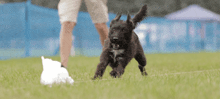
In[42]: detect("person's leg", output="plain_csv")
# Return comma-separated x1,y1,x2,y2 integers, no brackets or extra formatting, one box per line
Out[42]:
95,23,108,46
60,22,76,67
84,0,109,46
58,0,81,67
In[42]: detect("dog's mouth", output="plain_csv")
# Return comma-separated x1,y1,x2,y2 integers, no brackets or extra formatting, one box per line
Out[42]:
112,43,120,49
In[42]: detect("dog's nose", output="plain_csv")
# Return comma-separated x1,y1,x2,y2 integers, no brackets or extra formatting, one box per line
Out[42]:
111,37,119,43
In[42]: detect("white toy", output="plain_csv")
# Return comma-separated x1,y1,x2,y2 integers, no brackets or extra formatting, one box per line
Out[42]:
40,56,74,86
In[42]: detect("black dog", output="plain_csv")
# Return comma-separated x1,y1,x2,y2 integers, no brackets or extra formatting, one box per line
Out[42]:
93,5,148,79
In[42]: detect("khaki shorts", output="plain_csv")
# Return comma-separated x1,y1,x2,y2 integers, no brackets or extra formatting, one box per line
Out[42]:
58,0,109,24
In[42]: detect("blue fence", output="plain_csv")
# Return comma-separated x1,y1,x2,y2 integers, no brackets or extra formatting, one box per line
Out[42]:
0,1,220,60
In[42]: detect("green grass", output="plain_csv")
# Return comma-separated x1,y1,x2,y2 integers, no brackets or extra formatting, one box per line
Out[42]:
0,52,220,99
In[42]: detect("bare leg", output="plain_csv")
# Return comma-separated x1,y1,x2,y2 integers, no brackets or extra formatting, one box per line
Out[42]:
60,22,108,67
60,22,76,67
95,23,108,46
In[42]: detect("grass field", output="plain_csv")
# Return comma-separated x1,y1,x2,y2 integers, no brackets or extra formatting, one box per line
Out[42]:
0,52,219,99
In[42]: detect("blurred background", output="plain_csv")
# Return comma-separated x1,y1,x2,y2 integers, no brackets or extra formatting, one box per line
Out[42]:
0,0,220,60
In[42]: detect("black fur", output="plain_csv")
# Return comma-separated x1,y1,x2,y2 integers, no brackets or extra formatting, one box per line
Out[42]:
93,5,148,79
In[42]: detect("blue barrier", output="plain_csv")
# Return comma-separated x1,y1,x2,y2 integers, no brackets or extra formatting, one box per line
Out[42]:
0,1,220,60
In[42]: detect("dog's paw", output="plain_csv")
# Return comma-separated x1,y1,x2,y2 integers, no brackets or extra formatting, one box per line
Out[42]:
92,75,102,80
110,71,123,78
141,72,148,76
110,71,117,78
91,77,96,80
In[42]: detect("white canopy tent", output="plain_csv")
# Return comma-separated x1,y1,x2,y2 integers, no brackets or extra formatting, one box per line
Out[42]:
165,4,220,22
165,4,220,51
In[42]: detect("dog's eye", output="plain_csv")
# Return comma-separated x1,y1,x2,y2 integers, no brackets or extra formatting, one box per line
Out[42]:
122,28,127,32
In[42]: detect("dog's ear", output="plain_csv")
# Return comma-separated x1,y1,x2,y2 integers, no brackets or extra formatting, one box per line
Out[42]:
126,14,135,29
113,12,122,21
110,12,122,27
132,4,147,27
126,14,131,23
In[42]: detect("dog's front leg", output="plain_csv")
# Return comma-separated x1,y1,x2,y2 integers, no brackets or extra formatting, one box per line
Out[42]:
93,62,108,80
92,50,110,80
135,53,148,76
114,57,128,78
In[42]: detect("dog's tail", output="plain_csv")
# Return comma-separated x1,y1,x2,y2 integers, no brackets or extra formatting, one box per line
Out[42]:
132,4,147,27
